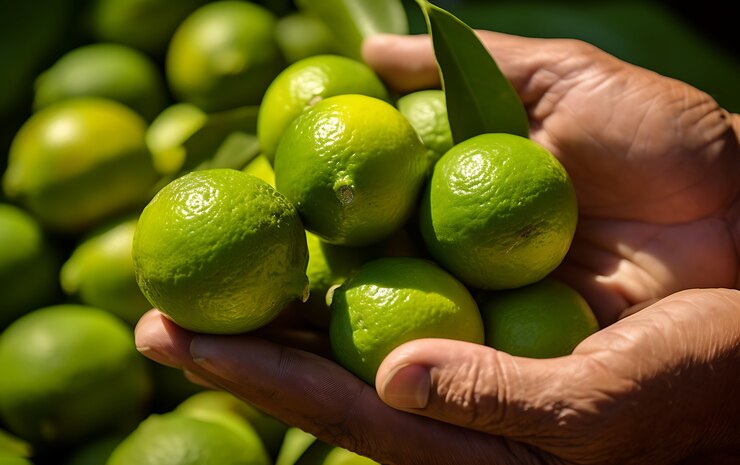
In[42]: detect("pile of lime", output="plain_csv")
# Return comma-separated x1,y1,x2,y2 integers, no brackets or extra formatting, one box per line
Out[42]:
0,1,599,463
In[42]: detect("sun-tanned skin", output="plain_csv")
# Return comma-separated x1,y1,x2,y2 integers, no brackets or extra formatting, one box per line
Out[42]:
135,32,740,465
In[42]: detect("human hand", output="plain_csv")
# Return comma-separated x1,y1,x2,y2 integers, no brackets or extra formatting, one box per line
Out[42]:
364,32,740,324
134,32,740,465
136,287,740,465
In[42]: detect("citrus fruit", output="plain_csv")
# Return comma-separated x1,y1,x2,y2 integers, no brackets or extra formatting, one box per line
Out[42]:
274,13,337,64
479,278,600,358
166,1,284,112
396,89,453,173
296,440,380,465
274,94,426,246
242,154,275,187
329,257,484,385
33,43,168,121
107,411,270,465
0,456,32,465
176,390,287,459
133,168,309,334
0,429,30,459
0,204,59,328
0,304,151,444
257,55,389,161
303,230,370,327
145,103,207,176
2,98,159,233
60,215,152,325
87,0,207,57
275,427,317,465
420,133,578,290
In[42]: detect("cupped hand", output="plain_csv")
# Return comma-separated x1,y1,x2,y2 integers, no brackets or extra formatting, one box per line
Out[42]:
364,32,740,324
134,32,740,465
136,287,740,465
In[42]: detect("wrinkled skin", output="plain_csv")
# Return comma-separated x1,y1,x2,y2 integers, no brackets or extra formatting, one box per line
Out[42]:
136,32,740,465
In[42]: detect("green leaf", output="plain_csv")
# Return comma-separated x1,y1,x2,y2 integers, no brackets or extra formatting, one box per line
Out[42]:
418,1,529,142
180,105,260,173
296,0,408,61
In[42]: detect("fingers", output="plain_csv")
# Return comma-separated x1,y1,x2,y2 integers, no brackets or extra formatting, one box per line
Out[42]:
363,32,596,105
375,338,592,444
135,310,551,465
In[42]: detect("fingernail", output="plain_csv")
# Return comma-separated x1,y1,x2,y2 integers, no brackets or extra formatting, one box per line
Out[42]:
136,345,175,368
380,364,430,409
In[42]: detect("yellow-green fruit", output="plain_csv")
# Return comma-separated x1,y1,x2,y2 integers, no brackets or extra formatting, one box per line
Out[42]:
303,230,369,327
107,412,270,465
274,95,426,246
480,278,600,358
242,154,275,187
0,456,32,465
0,305,151,444
0,429,30,458
420,133,577,290
133,169,309,334
88,0,208,57
0,204,59,328
166,1,284,112
2,98,159,233
145,103,207,176
274,13,337,64
329,257,484,385
275,427,316,465
60,215,152,325
176,391,287,460
296,440,380,465
396,90,453,173
257,55,388,161
33,43,168,121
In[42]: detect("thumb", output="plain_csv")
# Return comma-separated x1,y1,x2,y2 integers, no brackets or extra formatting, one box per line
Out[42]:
375,338,594,440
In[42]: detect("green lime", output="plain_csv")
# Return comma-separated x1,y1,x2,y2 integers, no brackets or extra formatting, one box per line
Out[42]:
480,278,600,358
107,411,270,465
303,230,370,328
275,427,316,465
33,43,168,121
0,305,151,444
2,98,159,234
274,94,426,246
60,215,152,325
133,169,308,334
257,55,388,161
420,133,578,290
0,429,30,459
0,204,59,328
396,90,453,173
329,257,484,385
166,1,284,112
176,390,287,459
296,440,379,465
242,154,275,187
0,455,33,465
275,13,337,64
88,0,208,57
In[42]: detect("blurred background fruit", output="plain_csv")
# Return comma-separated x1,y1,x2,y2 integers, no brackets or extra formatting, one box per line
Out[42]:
0,204,61,329
396,89,453,174
2,98,159,234
0,305,151,445
86,0,209,57
106,411,271,465
166,1,284,112
60,215,152,326
33,43,168,121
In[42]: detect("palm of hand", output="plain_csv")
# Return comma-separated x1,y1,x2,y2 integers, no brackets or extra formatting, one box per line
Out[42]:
516,42,740,323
